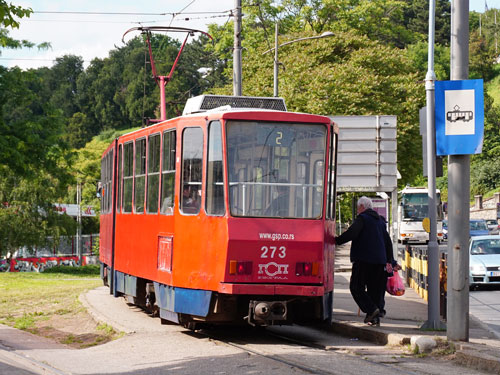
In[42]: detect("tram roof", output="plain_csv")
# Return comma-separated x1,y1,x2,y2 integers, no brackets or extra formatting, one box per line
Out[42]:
120,108,331,136
102,107,334,157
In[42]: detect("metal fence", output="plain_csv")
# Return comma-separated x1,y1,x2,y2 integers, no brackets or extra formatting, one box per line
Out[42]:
399,244,448,319
15,234,99,258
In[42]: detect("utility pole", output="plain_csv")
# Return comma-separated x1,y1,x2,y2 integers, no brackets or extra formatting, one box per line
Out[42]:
77,182,82,266
421,0,444,330
447,0,470,342
233,0,242,96
274,23,279,97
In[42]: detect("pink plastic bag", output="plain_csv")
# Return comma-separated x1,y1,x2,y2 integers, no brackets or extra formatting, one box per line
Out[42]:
386,272,405,296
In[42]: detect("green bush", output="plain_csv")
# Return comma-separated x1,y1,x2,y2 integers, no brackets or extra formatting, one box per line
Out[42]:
471,157,500,196
42,264,100,276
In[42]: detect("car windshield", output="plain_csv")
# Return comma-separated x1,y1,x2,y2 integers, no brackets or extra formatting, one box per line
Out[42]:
226,120,327,218
471,239,500,255
470,221,488,231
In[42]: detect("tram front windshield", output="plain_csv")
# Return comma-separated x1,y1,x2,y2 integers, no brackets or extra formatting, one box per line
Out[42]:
226,121,327,218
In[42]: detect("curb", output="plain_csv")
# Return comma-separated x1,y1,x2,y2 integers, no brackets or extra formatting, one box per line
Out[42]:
329,320,409,346
78,292,134,334
455,343,500,375
331,320,500,374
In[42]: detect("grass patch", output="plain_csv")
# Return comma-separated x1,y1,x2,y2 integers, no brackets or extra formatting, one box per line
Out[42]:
62,334,83,345
97,323,116,335
0,270,124,348
486,64,500,106
13,313,36,330
0,272,101,330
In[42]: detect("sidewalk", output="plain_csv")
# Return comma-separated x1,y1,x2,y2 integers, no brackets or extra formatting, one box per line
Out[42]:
333,243,500,374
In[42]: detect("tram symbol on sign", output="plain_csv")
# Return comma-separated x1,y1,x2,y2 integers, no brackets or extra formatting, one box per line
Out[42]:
446,105,474,123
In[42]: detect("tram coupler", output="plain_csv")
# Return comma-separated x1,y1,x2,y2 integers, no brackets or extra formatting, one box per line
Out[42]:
247,300,288,326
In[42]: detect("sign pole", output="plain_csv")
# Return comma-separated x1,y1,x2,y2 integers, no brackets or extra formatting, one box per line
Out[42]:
421,0,444,330
447,0,470,342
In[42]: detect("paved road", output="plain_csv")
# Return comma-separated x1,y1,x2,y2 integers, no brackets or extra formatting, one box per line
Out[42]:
0,286,492,375
398,243,500,339
470,287,500,339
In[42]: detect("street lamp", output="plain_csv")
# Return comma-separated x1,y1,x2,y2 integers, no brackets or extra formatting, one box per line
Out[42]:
263,24,334,97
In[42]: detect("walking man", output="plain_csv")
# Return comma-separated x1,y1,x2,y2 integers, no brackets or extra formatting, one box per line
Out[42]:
335,196,390,326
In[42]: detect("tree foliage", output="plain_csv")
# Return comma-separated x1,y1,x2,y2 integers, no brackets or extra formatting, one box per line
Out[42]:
0,66,75,255
0,1,49,51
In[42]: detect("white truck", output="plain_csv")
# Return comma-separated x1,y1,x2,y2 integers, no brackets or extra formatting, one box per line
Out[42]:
398,187,444,244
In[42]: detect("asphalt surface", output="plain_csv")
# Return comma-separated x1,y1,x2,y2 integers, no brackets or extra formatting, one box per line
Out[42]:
334,243,500,374
1,242,500,374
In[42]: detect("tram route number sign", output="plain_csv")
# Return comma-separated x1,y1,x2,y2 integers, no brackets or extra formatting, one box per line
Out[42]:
435,79,484,155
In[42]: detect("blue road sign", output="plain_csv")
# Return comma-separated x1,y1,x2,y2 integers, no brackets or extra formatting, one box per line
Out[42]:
435,79,484,155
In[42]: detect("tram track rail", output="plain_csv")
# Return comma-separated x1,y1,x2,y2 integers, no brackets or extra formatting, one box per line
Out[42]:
196,326,423,375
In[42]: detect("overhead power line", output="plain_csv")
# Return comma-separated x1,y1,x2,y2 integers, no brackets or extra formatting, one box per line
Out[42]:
22,14,230,24
0,57,93,62
33,10,231,16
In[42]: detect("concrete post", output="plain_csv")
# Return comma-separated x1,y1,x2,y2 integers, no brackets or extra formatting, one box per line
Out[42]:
474,195,483,209
447,0,470,342
233,0,242,96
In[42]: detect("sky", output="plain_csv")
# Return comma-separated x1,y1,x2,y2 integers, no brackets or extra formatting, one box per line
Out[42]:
1,0,234,69
0,0,497,70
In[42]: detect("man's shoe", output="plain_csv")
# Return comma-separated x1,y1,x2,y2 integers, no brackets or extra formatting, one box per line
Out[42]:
364,308,380,323
368,317,380,326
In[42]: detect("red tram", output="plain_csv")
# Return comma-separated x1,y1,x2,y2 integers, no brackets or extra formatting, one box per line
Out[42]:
100,95,338,328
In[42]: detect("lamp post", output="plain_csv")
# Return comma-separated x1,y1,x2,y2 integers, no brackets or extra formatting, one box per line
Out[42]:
263,24,334,97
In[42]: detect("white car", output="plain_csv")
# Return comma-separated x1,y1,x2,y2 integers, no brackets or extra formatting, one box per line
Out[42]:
469,235,500,289
486,219,499,235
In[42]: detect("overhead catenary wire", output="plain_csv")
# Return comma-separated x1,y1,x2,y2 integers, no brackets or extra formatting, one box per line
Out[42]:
32,10,232,16
169,0,197,27
20,14,231,24
3,3,239,69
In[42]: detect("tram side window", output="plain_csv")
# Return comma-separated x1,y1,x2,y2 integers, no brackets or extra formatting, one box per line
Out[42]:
107,149,113,213
206,121,225,216
100,155,106,213
313,160,324,218
326,131,337,219
123,142,134,213
117,145,122,212
101,151,113,214
181,127,203,214
160,130,176,215
134,138,146,213
147,133,161,214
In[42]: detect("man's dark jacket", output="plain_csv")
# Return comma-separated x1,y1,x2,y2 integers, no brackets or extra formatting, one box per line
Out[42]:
335,208,389,265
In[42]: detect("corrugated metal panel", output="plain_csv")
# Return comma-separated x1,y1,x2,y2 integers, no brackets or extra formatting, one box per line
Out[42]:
331,115,398,192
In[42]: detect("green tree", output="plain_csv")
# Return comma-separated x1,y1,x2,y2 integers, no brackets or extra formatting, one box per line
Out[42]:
64,112,94,149
0,1,49,52
74,34,208,133
406,41,450,81
469,30,496,81
401,0,451,46
0,66,76,256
